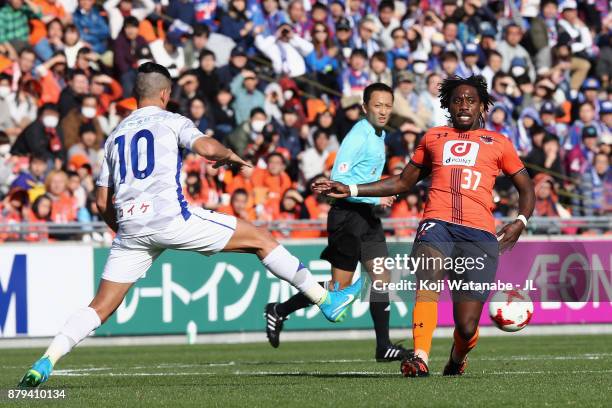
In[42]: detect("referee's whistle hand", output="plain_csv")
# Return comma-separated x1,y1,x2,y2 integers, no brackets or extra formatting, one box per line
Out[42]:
312,180,349,198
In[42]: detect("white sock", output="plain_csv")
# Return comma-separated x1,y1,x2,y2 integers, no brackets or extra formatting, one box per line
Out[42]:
44,307,101,366
262,245,326,304
414,349,429,365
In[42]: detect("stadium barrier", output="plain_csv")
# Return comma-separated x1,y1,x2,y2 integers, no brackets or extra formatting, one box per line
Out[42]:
0,216,610,239
1,238,610,338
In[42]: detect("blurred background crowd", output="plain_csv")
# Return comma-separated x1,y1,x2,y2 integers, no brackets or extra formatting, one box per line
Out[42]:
0,0,610,242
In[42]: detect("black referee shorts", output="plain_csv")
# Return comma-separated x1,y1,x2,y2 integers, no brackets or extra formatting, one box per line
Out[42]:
320,200,388,271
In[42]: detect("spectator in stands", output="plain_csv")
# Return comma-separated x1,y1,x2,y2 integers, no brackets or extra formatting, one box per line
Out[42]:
188,97,212,134
90,73,122,116
334,17,355,65
10,153,46,200
219,188,255,221
218,0,254,47
149,33,184,79
193,49,220,104
369,51,392,86
57,69,89,118
44,169,77,223
341,48,369,96
11,103,65,166
62,23,85,68
184,24,235,70
72,0,109,54
66,123,102,173
0,0,42,52
274,188,308,238
230,70,265,125
60,94,104,149
419,73,445,127
580,153,611,216
566,125,600,177
0,74,21,138
305,22,340,94
300,129,329,187
253,151,292,208
227,107,267,156
210,87,235,141
217,45,248,88
498,23,535,81
0,187,29,240
183,171,206,208
200,161,223,210
0,132,15,196
113,16,149,97
104,0,154,40
567,102,605,150
175,72,201,115
24,193,52,242
255,22,313,78
354,16,381,57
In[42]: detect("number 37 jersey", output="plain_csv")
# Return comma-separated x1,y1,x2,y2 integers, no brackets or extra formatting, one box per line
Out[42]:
410,126,525,234
96,106,205,237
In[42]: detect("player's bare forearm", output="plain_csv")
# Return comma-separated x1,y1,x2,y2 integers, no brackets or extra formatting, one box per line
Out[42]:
357,163,424,197
512,169,535,218
498,169,535,252
191,137,233,161
95,186,118,233
191,137,251,167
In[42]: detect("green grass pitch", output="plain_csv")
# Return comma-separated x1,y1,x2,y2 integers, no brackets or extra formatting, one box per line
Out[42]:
1,334,611,407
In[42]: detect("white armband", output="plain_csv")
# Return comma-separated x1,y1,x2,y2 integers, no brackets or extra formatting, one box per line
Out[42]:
516,214,528,227
348,184,359,197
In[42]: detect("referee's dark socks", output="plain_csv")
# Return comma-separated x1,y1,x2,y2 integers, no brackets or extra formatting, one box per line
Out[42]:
275,281,325,317
370,289,391,348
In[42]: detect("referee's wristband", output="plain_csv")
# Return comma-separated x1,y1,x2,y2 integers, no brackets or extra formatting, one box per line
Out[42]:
348,184,358,197
516,215,528,227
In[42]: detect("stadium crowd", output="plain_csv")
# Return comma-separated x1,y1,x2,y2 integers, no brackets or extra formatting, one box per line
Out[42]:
0,0,610,242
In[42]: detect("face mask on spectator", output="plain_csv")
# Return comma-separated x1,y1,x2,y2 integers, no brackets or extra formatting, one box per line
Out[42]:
511,66,526,77
283,90,294,101
0,144,10,157
81,107,97,118
0,86,11,98
251,120,266,133
413,62,427,75
42,115,59,128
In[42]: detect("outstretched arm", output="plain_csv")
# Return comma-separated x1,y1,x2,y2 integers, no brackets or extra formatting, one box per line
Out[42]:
497,169,535,252
313,162,429,198
191,137,251,168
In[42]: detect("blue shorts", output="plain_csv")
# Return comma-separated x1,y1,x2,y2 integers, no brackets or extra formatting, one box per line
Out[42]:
412,218,499,302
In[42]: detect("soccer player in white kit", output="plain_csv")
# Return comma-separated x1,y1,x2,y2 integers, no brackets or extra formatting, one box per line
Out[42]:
19,63,363,388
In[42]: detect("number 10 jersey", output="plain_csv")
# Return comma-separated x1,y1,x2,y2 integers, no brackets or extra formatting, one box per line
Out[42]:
96,106,205,237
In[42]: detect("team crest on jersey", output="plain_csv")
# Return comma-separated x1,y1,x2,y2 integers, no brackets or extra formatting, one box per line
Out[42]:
338,162,349,173
480,135,494,144
442,141,480,166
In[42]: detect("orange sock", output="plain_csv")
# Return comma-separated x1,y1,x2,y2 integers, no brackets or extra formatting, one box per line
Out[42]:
412,290,439,361
452,327,479,363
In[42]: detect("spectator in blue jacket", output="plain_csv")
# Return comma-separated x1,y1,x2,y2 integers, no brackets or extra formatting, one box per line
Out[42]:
230,70,265,124
72,0,110,54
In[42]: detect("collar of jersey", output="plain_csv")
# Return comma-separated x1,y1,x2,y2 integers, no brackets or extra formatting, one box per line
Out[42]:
360,118,385,138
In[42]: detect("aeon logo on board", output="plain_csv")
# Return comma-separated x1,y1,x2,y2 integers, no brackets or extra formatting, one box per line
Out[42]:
443,141,479,166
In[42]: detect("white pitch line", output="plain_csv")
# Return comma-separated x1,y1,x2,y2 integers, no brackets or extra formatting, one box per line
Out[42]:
52,369,612,377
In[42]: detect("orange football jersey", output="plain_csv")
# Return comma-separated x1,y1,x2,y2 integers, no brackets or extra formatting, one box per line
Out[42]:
411,126,524,234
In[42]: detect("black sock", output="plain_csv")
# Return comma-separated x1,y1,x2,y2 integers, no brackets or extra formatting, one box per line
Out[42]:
370,289,391,349
275,281,325,317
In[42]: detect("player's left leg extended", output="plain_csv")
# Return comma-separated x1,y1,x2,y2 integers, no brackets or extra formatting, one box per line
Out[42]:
222,217,362,323
443,300,483,376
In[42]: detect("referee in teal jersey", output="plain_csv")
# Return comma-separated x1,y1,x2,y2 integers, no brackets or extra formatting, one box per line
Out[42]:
264,83,410,362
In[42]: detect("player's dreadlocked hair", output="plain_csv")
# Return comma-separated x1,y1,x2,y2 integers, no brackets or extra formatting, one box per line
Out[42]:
439,75,494,128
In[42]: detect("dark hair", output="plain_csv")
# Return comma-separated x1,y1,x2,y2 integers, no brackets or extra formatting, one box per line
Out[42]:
32,194,53,221
350,48,368,59
30,153,48,163
123,16,140,29
542,133,559,145
0,130,9,145
39,103,60,115
313,129,329,141
193,24,210,38
199,49,216,61
19,47,36,57
440,51,459,62
267,151,286,164
46,18,63,32
232,188,248,200
67,68,88,81
371,51,387,63
439,75,494,125
363,82,393,104
529,124,546,137
137,62,171,80
378,0,395,12
66,170,79,179
250,107,266,118
79,122,96,135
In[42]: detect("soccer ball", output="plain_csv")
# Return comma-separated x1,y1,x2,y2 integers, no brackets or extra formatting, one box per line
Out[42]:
488,290,534,332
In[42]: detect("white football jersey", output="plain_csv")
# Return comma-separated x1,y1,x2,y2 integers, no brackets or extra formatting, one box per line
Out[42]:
96,106,205,237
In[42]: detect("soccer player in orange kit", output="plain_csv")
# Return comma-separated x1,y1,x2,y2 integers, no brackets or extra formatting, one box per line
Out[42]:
314,75,535,377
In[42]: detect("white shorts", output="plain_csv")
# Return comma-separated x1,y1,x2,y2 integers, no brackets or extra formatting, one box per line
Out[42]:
102,207,237,283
